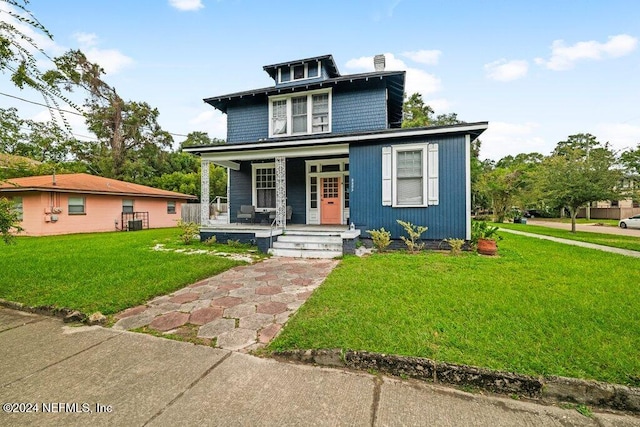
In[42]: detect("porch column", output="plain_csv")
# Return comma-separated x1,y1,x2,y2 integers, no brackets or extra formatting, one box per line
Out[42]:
275,156,286,228
200,159,210,225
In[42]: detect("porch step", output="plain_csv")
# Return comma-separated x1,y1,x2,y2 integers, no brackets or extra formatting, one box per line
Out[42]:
208,213,228,225
268,233,343,259
268,248,342,259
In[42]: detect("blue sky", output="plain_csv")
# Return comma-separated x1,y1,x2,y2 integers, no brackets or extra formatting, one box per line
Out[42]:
1,0,639,160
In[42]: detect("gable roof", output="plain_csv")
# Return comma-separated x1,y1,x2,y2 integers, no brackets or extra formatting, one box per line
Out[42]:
0,173,196,199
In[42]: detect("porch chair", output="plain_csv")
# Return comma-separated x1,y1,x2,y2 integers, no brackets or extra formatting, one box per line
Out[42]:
269,205,293,223
237,205,255,223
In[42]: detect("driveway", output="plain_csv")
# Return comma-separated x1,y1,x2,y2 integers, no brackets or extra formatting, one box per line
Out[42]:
2,308,638,426
527,219,640,237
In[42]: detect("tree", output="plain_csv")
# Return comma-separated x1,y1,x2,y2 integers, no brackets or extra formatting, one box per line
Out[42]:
180,131,225,149
537,136,622,232
43,50,173,180
1,0,75,128
401,93,434,128
0,196,23,244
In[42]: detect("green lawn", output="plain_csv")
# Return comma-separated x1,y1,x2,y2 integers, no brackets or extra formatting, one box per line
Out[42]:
270,233,640,386
499,222,640,252
0,228,255,315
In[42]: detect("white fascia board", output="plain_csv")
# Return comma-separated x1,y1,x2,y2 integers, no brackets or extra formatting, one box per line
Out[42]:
188,123,488,155
213,160,241,170
201,144,349,162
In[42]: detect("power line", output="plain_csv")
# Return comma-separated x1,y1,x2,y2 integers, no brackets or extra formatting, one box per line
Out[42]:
0,92,191,139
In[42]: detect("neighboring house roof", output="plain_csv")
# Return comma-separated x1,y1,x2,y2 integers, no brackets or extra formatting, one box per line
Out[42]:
0,153,42,168
185,122,489,155
0,173,196,199
262,54,339,80
204,70,406,125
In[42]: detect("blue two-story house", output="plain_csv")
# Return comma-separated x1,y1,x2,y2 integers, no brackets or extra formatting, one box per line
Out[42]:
185,54,487,257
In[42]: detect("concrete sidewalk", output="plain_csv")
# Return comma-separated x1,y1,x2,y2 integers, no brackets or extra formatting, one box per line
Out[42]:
1,309,638,426
500,228,640,258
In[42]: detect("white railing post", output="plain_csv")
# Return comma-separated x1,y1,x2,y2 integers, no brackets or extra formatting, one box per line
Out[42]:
200,159,210,225
275,156,286,229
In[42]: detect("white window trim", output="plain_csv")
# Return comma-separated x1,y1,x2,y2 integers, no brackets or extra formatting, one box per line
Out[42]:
305,158,349,225
251,162,276,212
268,89,332,138
387,143,439,208
277,61,321,84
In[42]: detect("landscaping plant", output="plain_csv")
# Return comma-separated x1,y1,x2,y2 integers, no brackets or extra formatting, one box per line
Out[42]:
0,197,23,244
396,220,428,253
366,227,391,252
177,219,199,245
444,238,465,256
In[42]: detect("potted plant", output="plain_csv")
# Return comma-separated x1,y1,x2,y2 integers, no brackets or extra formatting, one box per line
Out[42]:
471,221,501,256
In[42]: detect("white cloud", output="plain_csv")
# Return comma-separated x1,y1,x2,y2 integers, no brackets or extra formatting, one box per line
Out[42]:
424,98,452,112
72,33,134,75
594,122,640,152
345,53,442,96
535,34,638,71
484,59,528,82
480,121,549,160
169,0,204,11
189,109,227,140
401,50,442,65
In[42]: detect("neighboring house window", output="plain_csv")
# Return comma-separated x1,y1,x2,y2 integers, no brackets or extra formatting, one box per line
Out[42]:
278,61,320,83
68,197,85,214
268,89,331,137
13,197,23,221
611,200,619,207
382,143,439,207
122,199,134,213
167,201,176,214
252,164,276,209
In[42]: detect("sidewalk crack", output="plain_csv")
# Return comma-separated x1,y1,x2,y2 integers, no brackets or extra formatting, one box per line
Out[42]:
142,351,232,426
370,375,383,427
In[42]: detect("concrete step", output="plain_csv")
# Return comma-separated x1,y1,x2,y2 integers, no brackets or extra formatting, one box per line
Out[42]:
268,248,342,259
276,234,343,244
272,241,342,251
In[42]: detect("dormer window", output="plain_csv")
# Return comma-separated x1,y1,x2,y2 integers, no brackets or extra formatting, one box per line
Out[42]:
269,89,331,137
278,61,321,84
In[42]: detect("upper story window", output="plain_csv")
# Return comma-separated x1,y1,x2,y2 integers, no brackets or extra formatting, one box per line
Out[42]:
278,61,320,84
269,89,331,137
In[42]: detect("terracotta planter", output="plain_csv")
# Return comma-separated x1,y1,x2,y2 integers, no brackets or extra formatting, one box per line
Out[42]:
477,238,497,256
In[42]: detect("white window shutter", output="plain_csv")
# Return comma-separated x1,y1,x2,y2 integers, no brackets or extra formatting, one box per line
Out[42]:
427,144,439,205
382,146,392,206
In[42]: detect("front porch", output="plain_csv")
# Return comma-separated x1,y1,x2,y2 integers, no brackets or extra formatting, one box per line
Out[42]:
199,224,361,258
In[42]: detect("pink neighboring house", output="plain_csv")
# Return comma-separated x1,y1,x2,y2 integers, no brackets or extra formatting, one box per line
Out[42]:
0,173,196,236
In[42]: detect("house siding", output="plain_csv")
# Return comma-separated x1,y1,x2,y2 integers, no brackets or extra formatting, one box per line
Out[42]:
228,162,254,222
332,84,388,133
227,102,269,143
349,135,468,240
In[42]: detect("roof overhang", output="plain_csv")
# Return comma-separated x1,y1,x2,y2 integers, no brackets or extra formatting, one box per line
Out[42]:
0,187,196,199
263,54,339,80
184,122,488,167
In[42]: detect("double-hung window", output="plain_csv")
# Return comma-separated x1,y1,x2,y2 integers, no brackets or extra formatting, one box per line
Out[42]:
396,150,424,205
382,143,439,207
253,164,276,209
68,196,86,214
269,89,331,137
122,199,134,213
167,201,176,214
13,197,23,221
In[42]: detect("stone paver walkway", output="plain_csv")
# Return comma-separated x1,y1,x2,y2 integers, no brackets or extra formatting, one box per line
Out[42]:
113,257,338,352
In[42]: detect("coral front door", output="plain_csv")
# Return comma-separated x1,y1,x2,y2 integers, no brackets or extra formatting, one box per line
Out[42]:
321,177,341,224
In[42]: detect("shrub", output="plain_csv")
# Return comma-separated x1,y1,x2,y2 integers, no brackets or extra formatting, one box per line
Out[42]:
396,220,428,253
470,221,501,246
444,238,465,256
366,228,391,252
226,239,242,247
177,220,199,245
203,236,217,246
0,197,23,244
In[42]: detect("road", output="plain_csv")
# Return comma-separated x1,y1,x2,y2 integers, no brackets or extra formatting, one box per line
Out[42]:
527,219,640,237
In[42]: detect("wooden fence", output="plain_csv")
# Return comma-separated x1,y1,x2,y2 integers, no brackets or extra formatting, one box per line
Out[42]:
181,203,228,224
